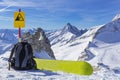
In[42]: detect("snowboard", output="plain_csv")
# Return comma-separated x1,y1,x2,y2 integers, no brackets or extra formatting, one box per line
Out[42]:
34,58,93,75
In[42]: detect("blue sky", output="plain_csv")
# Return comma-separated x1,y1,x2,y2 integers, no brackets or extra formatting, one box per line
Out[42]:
0,0,120,30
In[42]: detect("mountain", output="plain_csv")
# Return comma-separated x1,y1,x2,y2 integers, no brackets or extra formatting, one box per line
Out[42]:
51,15,120,70
0,23,87,58
0,28,37,42
22,28,56,59
0,29,18,54
47,23,87,46
51,25,102,60
87,15,120,69
0,18,120,70
61,23,85,35
0,29,17,42
112,14,120,21
52,14,120,68
0,16,120,79
0,28,38,54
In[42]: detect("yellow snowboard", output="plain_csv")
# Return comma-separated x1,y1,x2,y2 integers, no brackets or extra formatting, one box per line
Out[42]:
34,58,93,75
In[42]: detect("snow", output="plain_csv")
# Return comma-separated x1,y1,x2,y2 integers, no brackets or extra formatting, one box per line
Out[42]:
48,23,87,46
52,25,101,60
34,50,54,59
1,18,120,79
112,14,120,21
0,51,120,80
0,40,13,54
87,17,120,68
0,29,17,42
88,42,120,68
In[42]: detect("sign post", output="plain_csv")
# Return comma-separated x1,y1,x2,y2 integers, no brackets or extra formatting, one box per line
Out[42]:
14,9,25,42
18,9,21,39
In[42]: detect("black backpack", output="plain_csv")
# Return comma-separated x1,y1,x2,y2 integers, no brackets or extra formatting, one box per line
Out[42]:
8,42,36,70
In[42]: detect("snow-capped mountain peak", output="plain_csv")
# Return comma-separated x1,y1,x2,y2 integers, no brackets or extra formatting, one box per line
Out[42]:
48,23,87,46
112,14,120,21
61,23,80,35
63,23,73,30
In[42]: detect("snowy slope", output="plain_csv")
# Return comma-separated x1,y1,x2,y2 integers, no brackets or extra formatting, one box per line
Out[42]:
0,51,120,80
0,29,18,54
0,40,13,54
52,15,120,65
50,15,120,78
87,16,120,69
52,25,102,60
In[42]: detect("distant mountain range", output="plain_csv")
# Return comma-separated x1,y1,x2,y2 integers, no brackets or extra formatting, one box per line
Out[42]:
46,23,87,46
0,14,120,69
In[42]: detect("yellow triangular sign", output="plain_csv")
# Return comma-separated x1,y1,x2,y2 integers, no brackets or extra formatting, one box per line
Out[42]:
15,13,24,21
14,12,25,28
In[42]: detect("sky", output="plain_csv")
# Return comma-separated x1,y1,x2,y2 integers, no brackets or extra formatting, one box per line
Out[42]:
0,0,120,30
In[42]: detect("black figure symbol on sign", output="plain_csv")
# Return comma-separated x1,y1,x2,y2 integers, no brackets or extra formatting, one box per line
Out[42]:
15,13,24,21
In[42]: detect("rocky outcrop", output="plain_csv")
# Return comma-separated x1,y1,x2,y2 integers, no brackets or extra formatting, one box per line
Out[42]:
22,28,56,59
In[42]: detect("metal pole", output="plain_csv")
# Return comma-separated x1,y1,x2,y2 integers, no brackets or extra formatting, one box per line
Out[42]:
18,9,22,42
18,27,21,38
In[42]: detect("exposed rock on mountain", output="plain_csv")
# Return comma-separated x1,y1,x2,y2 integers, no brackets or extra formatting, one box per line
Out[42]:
22,28,56,59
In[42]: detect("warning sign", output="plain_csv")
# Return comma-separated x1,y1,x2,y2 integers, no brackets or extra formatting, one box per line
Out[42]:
15,13,24,21
14,12,25,28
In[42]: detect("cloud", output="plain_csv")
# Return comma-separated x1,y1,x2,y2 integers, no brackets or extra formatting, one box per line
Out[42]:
0,0,38,7
0,5,12,12
0,0,39,13
0,0,102,13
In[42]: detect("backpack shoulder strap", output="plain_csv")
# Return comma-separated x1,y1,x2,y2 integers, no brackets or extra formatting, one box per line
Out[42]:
8,43,18,62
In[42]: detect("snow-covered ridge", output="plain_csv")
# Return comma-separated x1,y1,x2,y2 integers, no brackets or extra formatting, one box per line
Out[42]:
94,16,120,43
0,28,37,42
48,23,87,46
0,29,17,42
112,14,120,21
87,15,120,69
61,23,84,35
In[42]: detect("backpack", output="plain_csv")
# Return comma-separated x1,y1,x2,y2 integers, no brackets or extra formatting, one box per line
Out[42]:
8,42,36,70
